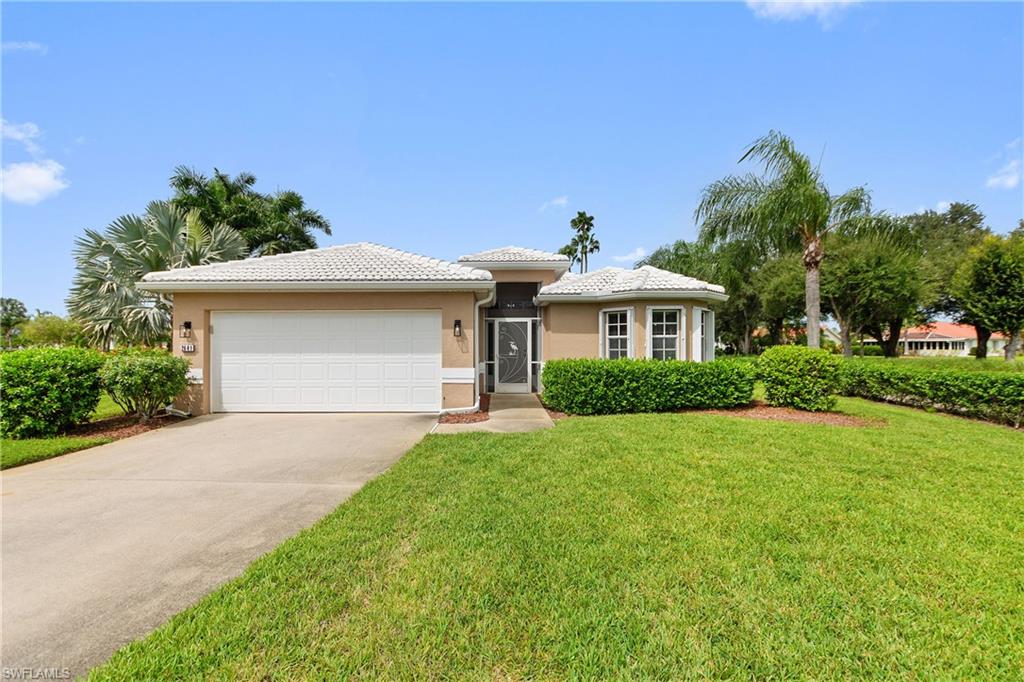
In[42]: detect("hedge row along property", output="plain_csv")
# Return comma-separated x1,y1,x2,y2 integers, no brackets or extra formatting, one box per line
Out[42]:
0,347,190,439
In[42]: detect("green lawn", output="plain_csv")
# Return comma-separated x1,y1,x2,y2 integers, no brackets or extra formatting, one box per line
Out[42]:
854,355,1023,372
0,394,124,470
1,435,113,469
92,398,1023,679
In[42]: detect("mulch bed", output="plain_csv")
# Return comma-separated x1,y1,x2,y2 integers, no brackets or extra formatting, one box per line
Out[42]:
698,401,884,428
543,406,569,421
68,413,185,440
437,394,491,424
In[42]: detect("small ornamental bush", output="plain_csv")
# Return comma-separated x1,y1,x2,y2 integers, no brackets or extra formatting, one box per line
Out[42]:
541,358,755,415
101,348,190,422
839,360,1024,428
0,347,105,438
757,345,842,412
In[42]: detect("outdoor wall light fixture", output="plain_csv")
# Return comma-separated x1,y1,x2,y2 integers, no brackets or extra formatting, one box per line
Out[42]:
453,319,462,337
179,321,192,338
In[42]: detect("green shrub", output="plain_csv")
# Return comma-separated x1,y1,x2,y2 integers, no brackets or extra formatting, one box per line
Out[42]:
847,344,885,357
0,347,105,438
839,360,1024,428
101,349,190,422
757,345,842,412
541,358,755,415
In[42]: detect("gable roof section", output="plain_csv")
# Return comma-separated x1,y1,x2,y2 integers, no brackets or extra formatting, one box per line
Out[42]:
457,246,570,270
535,265,727,303
139,242,493,292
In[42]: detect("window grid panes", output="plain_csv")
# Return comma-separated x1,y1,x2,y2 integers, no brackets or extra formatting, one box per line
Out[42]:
605,311,629,359
651,310,679,360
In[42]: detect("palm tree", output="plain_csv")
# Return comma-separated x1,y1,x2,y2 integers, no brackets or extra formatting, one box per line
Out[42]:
558,242,581,271
169,167,331,256
696,131,871,348
67,201,247,348
565,211,600,273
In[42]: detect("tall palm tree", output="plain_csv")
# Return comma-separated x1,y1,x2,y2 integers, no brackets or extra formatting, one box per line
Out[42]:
566,211,600,273
696,131,871,348
67,201,247,348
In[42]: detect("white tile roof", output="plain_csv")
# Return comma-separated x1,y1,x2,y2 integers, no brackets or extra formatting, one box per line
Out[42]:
537,265,725,298
141,242,492,284
458,246,569,263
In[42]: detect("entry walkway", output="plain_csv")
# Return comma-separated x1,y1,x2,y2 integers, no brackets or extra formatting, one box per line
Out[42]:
434,394,555,434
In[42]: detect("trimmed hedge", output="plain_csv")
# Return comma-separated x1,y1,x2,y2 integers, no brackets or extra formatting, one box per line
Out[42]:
757,345,842,412
0,347,105,438
839,361,1024,428
101,348,190,422
541,358,755,415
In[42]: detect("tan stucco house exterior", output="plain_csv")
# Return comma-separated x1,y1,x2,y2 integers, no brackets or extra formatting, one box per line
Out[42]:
138,243,727,415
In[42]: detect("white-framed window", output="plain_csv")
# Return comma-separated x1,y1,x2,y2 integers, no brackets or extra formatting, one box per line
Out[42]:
600,307,633,359
690,307,716,362
647,307,683,360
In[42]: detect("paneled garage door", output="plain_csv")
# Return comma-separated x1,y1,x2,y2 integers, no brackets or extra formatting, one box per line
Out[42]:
211,311,442,412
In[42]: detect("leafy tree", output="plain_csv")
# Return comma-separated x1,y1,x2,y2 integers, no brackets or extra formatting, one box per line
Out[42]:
822,235,922,357
953,234,1024,361
696,130,871,348
754,254,805,346
904,202,990,318
67,201,247,348
561,211,600,273
169,166,331,256
18,313,87,347
1,298,29,347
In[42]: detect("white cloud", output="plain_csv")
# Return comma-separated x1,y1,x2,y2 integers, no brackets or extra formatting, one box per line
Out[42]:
986,159,1021,190
1,160,69,204
612,247,647,263
539,195,569,212
746,0,860,26
2,41,48,55
1,119,44,156
935,201,951,213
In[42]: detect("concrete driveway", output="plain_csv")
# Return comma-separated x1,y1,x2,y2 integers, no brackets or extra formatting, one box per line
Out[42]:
1,412,435,677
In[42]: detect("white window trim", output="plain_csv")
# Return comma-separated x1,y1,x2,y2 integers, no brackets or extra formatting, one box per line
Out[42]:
598,306,634,359
645,306,685,360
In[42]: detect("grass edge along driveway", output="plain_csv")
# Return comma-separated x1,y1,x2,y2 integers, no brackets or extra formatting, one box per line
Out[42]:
1,395,122,470
91,398,1023,679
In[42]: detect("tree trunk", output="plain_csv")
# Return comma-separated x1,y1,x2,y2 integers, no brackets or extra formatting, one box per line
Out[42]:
974,325,991,359
1005,331,1022,361
881,318,903,357
840,321,852,358
803,237,824,349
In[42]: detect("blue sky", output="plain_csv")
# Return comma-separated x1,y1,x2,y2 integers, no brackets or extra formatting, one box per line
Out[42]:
3,1,1022,314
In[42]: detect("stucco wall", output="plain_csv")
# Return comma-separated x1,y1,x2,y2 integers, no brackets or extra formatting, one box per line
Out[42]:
487,268,563,286
170,290,478,414
543,300,714,361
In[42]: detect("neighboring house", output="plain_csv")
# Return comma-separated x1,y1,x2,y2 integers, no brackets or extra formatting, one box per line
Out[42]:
138,243,726,415
897,321,1007,357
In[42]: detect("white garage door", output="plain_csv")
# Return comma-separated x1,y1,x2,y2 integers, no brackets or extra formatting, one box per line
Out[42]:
211,311,442,412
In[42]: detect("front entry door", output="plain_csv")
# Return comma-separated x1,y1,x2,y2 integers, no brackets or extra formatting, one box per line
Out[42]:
496,320,531,393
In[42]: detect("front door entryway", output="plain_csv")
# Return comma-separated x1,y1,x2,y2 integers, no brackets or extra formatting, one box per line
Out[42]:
495,319,531,394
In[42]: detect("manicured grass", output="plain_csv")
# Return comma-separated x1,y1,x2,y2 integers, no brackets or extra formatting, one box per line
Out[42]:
854,355,1023,372
91,399,1023,679
1,435,113,469
92,393,125,420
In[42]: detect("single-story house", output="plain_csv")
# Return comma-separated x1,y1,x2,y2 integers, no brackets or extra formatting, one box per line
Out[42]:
897,321,1007,357
139,243,727,414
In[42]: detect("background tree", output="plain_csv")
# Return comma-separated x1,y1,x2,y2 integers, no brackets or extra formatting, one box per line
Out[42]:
953,234,1024,361
754,254,805,347
18,312,87,347
696,130,871,348
559,241,581,272
169,166,331,256
561,211,599,273
1,298,29,347
67,201,247,347
822,235,922,357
